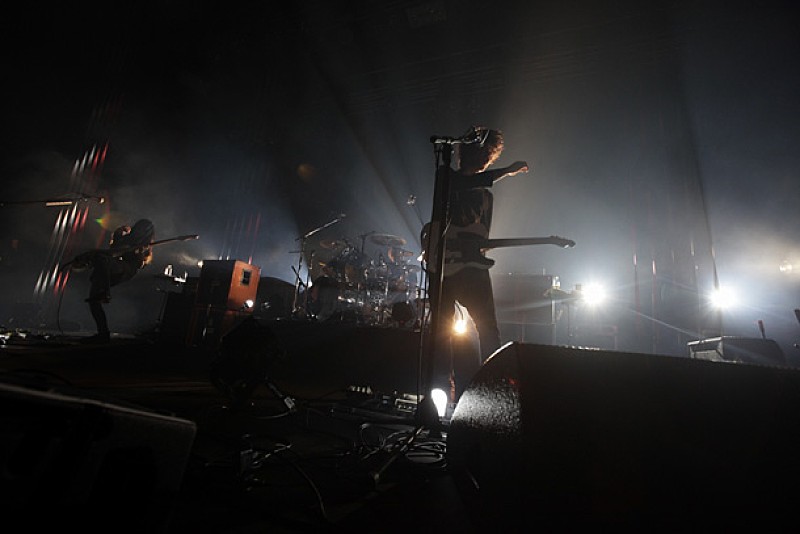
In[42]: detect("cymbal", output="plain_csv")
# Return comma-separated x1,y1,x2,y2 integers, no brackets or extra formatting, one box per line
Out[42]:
320,239,346,250
370,234,407,247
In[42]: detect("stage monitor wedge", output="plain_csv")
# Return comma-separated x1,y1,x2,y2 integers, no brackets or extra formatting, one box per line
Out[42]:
447,342,800,531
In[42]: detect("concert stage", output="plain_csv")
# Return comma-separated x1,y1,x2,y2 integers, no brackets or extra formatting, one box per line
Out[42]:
3,319,800,532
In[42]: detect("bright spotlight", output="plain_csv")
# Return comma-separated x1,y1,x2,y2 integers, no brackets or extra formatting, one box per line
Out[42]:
244,299,254,309
431,388,448,417
709,287,737,309
581,283,607,306
453,318,468,335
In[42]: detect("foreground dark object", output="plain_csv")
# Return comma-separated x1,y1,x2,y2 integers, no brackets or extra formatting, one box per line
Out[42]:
448,342,800,531
3,325,800,532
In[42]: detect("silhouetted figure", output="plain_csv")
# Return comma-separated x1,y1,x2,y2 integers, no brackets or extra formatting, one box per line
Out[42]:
73,219,155,343
424,127,529,398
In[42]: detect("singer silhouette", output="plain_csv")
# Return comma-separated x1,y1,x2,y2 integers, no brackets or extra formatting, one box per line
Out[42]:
425,126,529,400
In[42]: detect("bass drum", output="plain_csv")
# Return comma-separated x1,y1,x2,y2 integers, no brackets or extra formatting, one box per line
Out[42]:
308,275,366,322
308,276,340,321
389,300,417,327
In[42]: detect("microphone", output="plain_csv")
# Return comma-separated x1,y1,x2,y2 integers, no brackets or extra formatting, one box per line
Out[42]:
430,134,461,144
430,127,485,145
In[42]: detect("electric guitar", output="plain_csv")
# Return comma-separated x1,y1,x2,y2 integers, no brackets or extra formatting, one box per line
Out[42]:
421,222,574,276
63,234,199,272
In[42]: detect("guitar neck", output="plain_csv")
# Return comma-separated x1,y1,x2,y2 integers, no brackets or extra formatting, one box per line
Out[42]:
109,234,198,256
481,238,561,249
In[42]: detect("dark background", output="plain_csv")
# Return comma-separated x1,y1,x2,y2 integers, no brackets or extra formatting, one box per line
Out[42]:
1,1,798,359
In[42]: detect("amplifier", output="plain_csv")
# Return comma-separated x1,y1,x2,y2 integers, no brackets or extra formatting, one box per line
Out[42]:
687,336,786,366
195,260,260,311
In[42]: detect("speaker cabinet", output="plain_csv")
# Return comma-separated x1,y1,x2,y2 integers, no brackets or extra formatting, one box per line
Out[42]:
0,381,196,530
189,260,261,347
447,343,800,530
158,291,194,345
195,260,260,311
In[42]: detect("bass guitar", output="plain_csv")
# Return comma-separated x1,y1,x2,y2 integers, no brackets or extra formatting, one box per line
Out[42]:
421,222,574,276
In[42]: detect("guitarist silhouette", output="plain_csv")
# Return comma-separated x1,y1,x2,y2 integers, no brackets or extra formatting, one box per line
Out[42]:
74,218,156,343
423,127,533,400
64,219,199,343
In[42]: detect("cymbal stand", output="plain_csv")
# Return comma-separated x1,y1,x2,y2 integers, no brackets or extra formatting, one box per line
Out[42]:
358,231,377,321
291,215,345,317
358,230,376,256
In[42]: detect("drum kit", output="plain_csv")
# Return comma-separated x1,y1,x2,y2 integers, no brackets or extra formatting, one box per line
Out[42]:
299,232,424,326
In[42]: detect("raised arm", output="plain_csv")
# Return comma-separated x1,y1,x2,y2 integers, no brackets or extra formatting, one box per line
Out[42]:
488,160,529,184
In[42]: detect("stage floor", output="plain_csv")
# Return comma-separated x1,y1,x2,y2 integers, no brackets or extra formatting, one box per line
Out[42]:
5,319,800,532
0,321,477,533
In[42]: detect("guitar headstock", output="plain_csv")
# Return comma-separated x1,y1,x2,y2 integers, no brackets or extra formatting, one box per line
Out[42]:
551,236,576,248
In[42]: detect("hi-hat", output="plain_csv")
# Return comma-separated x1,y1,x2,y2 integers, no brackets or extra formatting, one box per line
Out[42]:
320,239,347,249
370,234,406,247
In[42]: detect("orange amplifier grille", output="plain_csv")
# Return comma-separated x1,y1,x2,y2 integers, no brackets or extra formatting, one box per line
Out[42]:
195,260,260,311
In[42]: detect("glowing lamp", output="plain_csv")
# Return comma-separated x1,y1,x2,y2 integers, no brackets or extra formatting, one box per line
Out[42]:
431,388,448,417
453,318,468,335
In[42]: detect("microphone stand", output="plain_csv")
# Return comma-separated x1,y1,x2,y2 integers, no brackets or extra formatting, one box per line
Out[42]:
372,133,462,486
416,141,453,432
291,215,345,318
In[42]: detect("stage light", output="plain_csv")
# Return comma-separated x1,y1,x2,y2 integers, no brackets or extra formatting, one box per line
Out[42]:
452,303,470,335
709,286,738,309
453,318,468,335
779,260,794,273
244,299,254,309
581,282,607,306
431,388,448,417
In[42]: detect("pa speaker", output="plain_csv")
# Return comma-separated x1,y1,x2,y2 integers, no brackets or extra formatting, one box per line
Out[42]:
0,381,197,531
447,343,800,531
